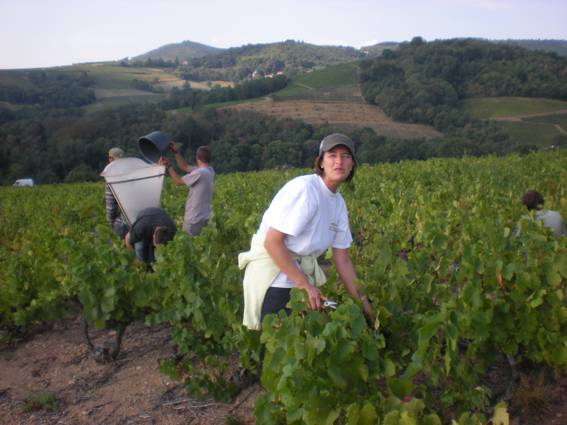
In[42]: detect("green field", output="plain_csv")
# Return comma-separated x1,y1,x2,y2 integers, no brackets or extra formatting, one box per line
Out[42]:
83,93,167,113
524,112,567,127
463,96,567,119
272,61,361,101
70,63,182,90
497,120,564,147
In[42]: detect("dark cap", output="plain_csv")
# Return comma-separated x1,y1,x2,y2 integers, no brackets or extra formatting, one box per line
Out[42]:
319,133,355,159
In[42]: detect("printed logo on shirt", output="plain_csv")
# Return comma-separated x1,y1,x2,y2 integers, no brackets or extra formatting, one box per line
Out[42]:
329,222,340,232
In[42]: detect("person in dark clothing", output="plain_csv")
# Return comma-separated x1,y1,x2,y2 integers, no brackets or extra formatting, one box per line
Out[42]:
124,207,177,265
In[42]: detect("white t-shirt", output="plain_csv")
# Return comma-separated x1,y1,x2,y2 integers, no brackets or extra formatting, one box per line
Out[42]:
257,174,353,288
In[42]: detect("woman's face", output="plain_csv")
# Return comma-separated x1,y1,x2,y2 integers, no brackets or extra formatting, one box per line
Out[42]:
320,145,354,190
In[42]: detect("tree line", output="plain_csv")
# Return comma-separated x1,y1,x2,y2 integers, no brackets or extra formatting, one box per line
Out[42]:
0,98,544,186
0,70,95,108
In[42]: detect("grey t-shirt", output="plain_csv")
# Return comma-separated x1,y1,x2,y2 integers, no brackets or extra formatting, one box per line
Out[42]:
536,210,567,237
182,166,215,224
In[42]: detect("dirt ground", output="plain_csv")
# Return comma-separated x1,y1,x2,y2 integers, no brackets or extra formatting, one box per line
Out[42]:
2,313,567,425
0,314,260,425
219,99,443,140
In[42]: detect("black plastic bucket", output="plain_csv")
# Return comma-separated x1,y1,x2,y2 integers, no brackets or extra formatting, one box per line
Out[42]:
138,131,171,163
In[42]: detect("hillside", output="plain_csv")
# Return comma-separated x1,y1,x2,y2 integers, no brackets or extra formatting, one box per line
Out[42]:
3,37,567,184
359,38,567,132
132,40,224,63
176,40,364,82
220,100,442,140
216,61,441,139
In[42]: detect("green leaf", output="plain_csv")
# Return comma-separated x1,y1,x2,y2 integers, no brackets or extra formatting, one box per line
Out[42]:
383,411,401,425
544,262,562,287
384,359,396,378
557,252,567,278
491,402,509,425
388,377,414,399
423,414,442,425
399,412,417,425
359,401,378,425
346,403,361,425
327,363,348,389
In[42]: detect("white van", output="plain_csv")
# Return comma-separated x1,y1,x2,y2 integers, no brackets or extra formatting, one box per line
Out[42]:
13,178,35,187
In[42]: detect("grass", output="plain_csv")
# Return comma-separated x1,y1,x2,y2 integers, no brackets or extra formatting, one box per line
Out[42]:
273,61,361,101
523,112,567,127
292,62,359,89
463,97,567,119
70,63,183,90
83,93,167,114
497,120,563,147
23,391,60,413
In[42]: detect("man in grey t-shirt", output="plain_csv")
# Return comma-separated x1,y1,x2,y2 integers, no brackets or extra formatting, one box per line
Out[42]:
160,144,215,236
522,190,566,237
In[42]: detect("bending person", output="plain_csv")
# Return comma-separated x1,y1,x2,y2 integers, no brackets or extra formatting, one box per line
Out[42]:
239,133,374,330
125,207,177,266
160,144,214,236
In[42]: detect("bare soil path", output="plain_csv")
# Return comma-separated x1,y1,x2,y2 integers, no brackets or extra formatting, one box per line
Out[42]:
0,314,259,425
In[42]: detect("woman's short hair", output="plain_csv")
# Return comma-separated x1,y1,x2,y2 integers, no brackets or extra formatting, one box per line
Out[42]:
522,190,544,211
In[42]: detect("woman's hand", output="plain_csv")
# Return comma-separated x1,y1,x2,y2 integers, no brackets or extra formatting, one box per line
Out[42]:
333,247,376,327
296,281,323,310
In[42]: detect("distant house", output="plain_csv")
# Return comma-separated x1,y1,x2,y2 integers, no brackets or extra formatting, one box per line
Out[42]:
13,178,34,187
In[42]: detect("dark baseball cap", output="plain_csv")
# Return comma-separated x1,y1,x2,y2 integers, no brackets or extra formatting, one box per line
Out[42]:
319,133,356,159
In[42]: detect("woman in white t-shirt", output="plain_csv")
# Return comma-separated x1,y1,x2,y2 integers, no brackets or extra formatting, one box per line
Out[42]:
239,133,374,330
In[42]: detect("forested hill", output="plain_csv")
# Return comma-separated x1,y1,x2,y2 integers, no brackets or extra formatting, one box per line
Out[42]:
132,40,224,63
359,37,567,131
496,39,567,56
142,40,364,82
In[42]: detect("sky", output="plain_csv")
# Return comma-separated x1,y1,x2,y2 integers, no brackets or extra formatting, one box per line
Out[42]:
1,0,566,69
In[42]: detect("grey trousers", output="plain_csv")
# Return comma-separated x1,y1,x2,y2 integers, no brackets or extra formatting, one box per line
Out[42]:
183,219,209,236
